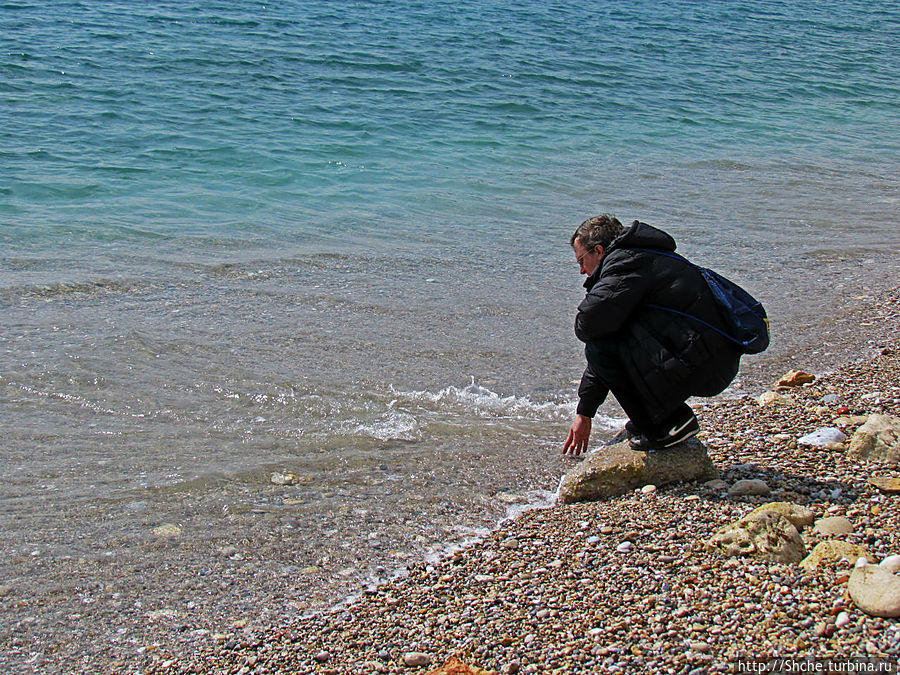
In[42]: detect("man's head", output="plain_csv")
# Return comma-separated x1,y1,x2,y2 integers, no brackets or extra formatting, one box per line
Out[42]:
570,214,624,275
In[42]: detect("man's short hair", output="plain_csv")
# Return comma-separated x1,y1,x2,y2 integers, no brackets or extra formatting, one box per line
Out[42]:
570,214,625,251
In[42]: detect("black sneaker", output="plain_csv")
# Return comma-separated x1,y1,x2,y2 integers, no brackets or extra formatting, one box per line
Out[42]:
629,415,700,451
607,420,642,446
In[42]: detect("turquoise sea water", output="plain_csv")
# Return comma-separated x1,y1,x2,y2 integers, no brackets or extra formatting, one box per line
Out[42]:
2,0,900,656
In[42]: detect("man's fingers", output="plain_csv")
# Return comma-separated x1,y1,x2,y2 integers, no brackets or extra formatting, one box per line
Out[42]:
564,418,591,456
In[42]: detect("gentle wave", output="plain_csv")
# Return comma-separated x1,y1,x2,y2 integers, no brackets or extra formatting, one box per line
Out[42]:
391,379,575,421
0,277,151,301
198,379,601,444
338,381,625,443
342,408,422,443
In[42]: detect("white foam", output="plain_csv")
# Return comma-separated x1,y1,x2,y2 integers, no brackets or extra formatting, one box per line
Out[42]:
344,410,421,442
498,488,558,523
390,378,575,421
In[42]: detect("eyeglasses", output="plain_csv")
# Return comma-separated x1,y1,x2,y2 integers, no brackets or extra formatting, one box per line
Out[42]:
575,249,594,267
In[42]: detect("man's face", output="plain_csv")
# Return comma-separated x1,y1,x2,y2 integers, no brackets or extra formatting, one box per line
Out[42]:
572,240,601,276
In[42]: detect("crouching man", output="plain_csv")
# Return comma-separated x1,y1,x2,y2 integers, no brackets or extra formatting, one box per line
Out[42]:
563,215,741,455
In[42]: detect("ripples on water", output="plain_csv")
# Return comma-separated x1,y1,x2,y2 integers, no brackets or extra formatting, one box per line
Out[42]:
3,1,898,248
1,0,899,636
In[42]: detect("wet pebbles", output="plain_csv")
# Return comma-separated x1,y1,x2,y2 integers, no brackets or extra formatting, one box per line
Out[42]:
7,289,900,674
129,320,900,672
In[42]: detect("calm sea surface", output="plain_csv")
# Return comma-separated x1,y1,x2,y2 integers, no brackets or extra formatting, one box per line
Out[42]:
2,0,900,628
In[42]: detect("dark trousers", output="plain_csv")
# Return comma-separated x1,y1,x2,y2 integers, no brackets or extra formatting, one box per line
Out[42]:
585,338,692,438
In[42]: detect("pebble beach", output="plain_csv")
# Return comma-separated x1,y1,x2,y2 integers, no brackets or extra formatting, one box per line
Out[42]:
5,3,900,673
5,289,897,674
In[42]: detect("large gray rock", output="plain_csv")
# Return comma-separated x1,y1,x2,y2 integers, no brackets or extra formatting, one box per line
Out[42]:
848,414,900,463
557,437,718,504
707,511,806,564
849,564,900,617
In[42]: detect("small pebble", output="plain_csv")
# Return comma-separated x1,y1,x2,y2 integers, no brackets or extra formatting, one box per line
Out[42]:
403,652,431,667
728,479,770,497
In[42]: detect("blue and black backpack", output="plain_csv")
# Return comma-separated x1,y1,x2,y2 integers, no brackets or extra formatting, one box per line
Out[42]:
638,249,770,355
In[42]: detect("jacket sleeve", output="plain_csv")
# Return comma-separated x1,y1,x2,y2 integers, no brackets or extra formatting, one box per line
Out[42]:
576,365,608,418
574,252,653,342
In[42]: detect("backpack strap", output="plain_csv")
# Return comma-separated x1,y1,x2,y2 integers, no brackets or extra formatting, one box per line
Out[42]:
632,247,744,347
645,303,745,347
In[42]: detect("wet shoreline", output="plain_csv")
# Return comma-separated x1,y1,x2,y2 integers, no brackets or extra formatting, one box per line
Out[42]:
2,279,899,673
137,286,900,674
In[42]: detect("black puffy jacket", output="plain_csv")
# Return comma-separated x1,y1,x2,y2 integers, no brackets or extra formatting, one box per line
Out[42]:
575,220,741,421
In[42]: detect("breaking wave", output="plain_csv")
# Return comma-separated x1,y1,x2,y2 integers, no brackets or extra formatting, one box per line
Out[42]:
390,379,575,422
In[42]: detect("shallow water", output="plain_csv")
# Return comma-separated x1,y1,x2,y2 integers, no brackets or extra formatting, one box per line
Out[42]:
2,1,900,660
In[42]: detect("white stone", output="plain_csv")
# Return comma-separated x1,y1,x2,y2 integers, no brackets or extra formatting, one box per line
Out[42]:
849,565,900,617
641,484,657,494
270,472,298,486
835,612,851,628
813,516,855,536
586,536,601,545
879,556,900,574
798,427,848,447
616,541,633,553
758,391,791,406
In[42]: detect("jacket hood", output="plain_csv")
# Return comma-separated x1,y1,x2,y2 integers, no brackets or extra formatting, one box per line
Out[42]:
610,220,677,253
583,220,678,289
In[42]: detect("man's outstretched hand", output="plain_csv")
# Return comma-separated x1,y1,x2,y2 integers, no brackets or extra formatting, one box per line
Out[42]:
563,414,591,456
